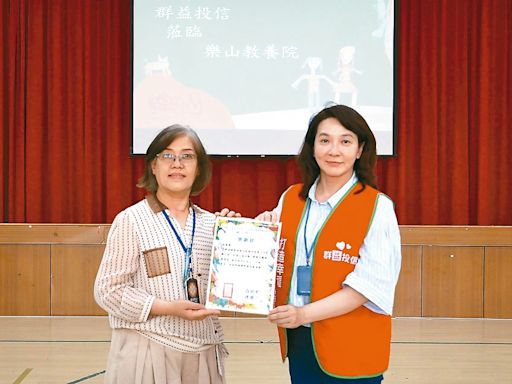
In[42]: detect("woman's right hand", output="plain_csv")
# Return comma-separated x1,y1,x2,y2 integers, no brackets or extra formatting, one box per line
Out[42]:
255,210,278,223
171,300,221,320
151,298,220,320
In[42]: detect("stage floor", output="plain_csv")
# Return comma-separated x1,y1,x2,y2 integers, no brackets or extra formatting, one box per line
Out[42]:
1,317,511,383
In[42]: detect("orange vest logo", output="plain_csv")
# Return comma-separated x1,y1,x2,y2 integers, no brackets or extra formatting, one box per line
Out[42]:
323,241,358,265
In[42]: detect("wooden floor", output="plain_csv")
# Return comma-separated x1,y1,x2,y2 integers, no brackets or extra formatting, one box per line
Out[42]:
0,317,511,383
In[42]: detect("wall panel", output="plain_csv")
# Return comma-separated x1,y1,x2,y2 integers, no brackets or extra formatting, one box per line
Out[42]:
0,245,51,315
51,245,106,316
484,247,512,318
0,225,510,318
423,246,484,317
394,246,422,317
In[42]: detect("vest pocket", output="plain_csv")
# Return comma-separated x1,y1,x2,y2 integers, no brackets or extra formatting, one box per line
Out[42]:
143,246,171,278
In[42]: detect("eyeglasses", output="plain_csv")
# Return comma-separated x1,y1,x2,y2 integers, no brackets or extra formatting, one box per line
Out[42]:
156,152,197,164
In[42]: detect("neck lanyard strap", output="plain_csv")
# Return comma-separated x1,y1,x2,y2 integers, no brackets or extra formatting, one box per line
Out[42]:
162,207,196,278
303,199,314,267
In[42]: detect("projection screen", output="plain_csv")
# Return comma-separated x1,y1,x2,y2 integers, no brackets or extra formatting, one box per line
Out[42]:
132,0,396,155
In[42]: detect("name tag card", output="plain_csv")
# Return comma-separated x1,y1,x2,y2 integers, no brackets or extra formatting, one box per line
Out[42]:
206,217,282,315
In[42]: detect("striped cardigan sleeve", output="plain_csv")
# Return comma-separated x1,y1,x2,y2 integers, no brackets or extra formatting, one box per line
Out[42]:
94,210,155,323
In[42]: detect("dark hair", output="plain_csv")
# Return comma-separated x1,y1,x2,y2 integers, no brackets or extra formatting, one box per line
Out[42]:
137,125,211,196
297,104,377,199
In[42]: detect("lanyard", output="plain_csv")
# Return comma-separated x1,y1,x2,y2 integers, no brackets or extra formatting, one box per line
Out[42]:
303,199,315,267
162,207,196,279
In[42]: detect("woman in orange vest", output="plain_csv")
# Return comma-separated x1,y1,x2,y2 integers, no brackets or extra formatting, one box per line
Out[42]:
257,104,401,383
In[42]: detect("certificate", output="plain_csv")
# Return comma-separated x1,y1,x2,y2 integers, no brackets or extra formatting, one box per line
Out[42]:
205,216,282,315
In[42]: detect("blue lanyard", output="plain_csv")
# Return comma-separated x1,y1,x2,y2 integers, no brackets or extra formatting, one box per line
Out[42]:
162,207,196,279
303,199,314,267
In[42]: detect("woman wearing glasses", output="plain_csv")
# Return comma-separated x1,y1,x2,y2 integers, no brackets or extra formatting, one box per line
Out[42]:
257,104,401,383
95,125,236,384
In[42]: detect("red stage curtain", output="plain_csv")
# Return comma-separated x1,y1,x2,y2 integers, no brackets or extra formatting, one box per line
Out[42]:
1,0,511,224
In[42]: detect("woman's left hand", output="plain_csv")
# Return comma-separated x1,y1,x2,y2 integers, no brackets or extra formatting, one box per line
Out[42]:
268,304,307,329
215,208,242,217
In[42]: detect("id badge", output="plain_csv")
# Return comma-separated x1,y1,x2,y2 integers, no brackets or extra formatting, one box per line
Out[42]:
297,265,312,296
185,277,200,303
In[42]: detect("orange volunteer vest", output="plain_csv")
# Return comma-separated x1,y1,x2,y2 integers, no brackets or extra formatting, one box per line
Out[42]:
275,183,391,378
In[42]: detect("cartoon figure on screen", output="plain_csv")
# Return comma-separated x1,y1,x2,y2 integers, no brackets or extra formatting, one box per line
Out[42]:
371,0,394,68
333,46,362,106
372,0,388,39
134,59,235,132
144,55,171,77
292,57,336,111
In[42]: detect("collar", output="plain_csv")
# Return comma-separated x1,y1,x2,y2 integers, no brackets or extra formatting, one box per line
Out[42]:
146,194,196,216
308,172,358,208
146,194,168,213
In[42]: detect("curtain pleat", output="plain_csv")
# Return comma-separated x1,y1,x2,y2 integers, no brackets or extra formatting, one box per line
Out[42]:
1,0,511,224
